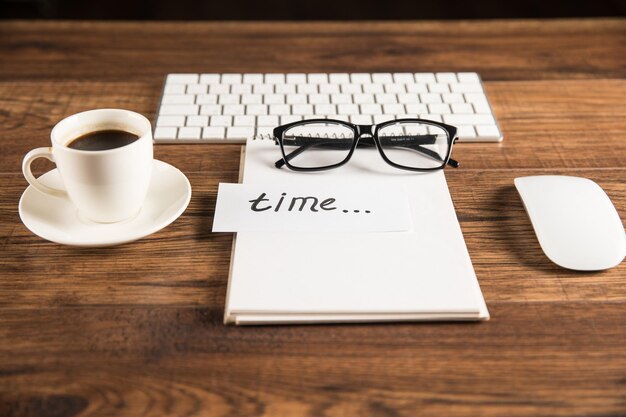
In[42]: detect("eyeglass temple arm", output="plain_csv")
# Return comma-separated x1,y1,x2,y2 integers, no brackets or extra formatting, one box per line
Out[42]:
274,138,334,168
275,136,459,168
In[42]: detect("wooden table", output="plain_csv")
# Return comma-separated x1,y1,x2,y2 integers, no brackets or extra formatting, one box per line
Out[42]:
0,19,625,416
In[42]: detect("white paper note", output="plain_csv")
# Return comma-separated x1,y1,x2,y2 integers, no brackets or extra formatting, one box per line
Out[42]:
212,182,412,232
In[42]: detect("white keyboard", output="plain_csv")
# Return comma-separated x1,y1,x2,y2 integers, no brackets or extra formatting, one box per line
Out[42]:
154,72,502,143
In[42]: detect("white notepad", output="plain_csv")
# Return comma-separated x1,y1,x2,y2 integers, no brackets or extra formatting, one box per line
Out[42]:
224,138,489,325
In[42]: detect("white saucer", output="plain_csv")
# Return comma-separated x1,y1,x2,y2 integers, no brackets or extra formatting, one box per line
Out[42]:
18,159,192,247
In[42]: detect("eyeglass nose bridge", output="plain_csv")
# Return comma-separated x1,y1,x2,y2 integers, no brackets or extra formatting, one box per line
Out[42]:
355,124,374,136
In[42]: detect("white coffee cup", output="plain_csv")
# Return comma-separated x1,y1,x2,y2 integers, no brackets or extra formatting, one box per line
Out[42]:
22,109,154,223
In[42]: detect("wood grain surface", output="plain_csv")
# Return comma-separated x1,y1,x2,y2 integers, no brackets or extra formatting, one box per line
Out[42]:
0,19,625,417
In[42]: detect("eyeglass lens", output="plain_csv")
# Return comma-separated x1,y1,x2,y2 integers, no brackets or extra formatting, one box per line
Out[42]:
281,122,355,168
377,121,450,169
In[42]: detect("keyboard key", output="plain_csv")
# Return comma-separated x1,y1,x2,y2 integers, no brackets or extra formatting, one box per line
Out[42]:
405,103,428,114
275,84,296,94
397,93,419,104
457,72,480,83
178,127,201,139
167,74,198,84
473,101,492,114
351,73,372,83
451,103,474,114
162,95,195,104
200,104,221,115
309,94,330,104
393,73,414,83
319,84,340,94
331,94,352,104
458,126,477,138
475,125,500,138
269,104,290,115
297,84,318,94
280,115,303,124
360,104,383,115
196,94,218,104
436,72,458,83
428,104,451,114
209,115,232,127
464,93,489,105
350,115,373,124
202,127,226,139
425,114,442,122
218,94,240,105
286,94,308,104
372,73,393,83
234,115,255,127
160,104,198,115
253,84,274,94
286,74,307,84
414,73,436,83
227,127,255,139
186,115,208,126
428,83,449,93
308,73,328,83
209,84,230,94
419,93,443,104
231,84,252,94
375,94,397,104
246,104,268,115
315,104,336,115
341,84,362,94
223,105,245,115
443,114,495,125
373,115,392,124
154,126,177,139
338,104,359,114
353,93,375,104
243,73,263,83
265,74,285,84
406,83,428,93
157,116,185,127
222,74,242,84
164,84,186,94
442,93,464,104
451,83,483,93
258,115,279,126
264,94,285,104
384,83,405,94
329,73,350,84
199,74,220,84
187,84,207,94
241,94,263,105
383,104,404,114
363,84,385,94
292,104,314,115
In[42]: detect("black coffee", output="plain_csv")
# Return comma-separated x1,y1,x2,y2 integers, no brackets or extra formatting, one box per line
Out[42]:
68,130,140,151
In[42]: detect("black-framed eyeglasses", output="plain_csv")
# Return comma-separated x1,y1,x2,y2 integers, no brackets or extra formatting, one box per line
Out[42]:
273,118,460,172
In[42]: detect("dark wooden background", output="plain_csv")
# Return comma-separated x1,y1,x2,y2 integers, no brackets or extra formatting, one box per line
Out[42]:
0,19,625,417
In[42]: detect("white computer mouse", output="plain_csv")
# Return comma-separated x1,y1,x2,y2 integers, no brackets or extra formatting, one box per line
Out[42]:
514,175,625,271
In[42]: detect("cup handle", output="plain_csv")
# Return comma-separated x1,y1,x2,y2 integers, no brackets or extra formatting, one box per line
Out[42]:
22,147,68,199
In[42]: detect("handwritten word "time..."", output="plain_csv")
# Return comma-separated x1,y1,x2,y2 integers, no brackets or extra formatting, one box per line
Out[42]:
249,193,371,214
